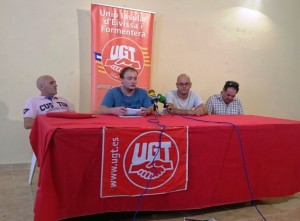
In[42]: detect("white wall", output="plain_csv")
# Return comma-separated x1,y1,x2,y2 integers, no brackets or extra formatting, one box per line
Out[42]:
1,0,300,164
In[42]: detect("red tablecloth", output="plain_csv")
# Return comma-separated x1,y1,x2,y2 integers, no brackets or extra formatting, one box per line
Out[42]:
30,114,300,221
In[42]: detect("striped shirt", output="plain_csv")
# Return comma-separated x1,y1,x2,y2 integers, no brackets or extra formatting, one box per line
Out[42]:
205,94,243,115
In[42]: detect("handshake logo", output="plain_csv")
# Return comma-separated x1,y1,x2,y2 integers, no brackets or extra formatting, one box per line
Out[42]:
99,37,145,81
124,131,179,189
129,158,173,180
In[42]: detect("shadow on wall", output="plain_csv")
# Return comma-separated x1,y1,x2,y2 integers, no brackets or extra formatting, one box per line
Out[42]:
77,9,91,113
0,101,31,164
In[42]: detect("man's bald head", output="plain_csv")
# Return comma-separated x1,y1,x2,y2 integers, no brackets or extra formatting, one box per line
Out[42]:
36,75,57,96
177,73,191,83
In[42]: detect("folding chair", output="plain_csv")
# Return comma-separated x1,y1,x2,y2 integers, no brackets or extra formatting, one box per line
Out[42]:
28,153,37,185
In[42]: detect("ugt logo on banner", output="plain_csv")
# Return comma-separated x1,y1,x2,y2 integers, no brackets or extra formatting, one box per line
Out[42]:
99,37,146,81
100,127,188,197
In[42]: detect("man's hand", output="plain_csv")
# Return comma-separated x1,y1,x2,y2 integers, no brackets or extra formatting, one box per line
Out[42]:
194,104,208,116
139,107,150,116
110,107,127,116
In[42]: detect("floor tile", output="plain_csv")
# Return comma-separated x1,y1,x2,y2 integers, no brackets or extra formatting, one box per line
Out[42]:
1,164,300,221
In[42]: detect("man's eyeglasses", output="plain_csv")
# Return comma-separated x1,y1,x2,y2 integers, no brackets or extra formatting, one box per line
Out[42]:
177,82,191,87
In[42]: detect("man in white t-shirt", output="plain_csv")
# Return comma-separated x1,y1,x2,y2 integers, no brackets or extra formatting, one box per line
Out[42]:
23,75,73,129
165,74,207,116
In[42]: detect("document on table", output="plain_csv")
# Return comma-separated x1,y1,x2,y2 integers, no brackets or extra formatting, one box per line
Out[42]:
119,108,142,117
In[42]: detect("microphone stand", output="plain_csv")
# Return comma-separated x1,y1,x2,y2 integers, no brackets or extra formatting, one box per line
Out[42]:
161,102,169,115
153,103,159,118
163,102,167,109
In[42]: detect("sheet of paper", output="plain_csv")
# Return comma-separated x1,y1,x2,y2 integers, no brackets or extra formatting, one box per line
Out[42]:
125,108,141,116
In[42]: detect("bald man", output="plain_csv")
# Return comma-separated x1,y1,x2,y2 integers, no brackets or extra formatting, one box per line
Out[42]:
23,75,73,129
166,74,207,116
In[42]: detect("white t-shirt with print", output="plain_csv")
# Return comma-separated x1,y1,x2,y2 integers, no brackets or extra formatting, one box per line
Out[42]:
23,96,73,119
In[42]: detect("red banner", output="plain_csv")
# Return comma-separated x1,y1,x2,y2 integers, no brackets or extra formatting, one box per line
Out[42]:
101,127,188,197
91,4,155,113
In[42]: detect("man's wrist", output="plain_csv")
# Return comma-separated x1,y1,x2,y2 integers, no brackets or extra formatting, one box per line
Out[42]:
187,110,194,115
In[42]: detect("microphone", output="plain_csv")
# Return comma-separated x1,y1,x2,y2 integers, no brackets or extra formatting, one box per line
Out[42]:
157,94,166,104
148,89,158,104
148,89,159,114
157,93,168,108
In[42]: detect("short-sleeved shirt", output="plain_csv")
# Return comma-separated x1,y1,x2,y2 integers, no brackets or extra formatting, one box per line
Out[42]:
101,87,152,109
205,94,244,115
165,90,203,110
23,96,73,119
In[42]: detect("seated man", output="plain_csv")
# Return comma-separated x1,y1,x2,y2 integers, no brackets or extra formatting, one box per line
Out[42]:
205,80,244,115
23,75,73,129
166,73,207,116
99,67,152,116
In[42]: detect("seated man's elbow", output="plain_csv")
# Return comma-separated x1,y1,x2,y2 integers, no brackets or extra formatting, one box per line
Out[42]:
23,118,34,130
24,124,31,130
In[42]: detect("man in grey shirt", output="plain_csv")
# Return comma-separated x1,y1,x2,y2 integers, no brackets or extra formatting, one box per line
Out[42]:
166,74,207,116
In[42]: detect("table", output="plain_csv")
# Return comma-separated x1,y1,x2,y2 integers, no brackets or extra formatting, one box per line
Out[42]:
30,114,300,221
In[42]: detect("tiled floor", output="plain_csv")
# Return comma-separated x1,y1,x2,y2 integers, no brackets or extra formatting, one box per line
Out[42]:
1,164,300,221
